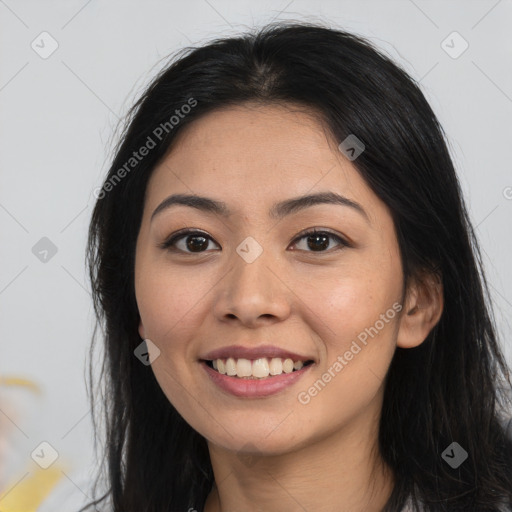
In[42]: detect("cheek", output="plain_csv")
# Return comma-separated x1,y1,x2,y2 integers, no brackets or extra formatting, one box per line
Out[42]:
299,252,401,402
134,265,210,413
304,262,401,343
136,263,211,341
301,290,399,421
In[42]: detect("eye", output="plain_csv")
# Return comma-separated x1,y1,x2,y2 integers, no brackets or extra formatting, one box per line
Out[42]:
290,228,349,253
160,228,350,254
160,229,220,254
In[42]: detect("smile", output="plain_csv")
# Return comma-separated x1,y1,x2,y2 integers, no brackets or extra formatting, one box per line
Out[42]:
200,358,315,398
204,357,314,379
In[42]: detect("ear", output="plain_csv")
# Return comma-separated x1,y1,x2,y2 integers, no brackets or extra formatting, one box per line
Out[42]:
138,318,145,340
397,269,444,349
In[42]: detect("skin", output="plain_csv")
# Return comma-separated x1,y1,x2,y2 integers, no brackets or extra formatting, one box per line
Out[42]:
134,103,443,512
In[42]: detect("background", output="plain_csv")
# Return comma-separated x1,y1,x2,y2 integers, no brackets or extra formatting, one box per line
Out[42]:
0,0,511,509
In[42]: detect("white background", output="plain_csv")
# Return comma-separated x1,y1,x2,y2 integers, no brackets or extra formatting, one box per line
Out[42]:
0,0,511,508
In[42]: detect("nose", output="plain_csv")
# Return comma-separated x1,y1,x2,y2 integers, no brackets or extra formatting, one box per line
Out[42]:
212,247,291,328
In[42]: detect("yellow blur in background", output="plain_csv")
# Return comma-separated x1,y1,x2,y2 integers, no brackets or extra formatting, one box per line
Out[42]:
0,376,68,512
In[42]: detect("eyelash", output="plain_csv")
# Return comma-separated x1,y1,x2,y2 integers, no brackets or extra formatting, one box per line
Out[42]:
159,228,350,254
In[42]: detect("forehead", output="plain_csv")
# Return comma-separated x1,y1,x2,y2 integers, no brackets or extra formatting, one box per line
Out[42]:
145,104,381,224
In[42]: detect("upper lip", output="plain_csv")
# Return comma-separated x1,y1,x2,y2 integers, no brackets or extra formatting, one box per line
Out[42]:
201,344,315,362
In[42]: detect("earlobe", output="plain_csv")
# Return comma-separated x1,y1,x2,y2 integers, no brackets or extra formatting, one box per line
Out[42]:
397,271,444,349
138,319,145,340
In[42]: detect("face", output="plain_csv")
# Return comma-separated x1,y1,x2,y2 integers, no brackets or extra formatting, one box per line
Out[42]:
134,103,405,455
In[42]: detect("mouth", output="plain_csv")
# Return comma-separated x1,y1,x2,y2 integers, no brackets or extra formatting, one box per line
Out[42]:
200,357,315,398
201,357,315,379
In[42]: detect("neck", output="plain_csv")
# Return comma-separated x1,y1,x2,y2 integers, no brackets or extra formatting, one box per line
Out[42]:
203,404,394,512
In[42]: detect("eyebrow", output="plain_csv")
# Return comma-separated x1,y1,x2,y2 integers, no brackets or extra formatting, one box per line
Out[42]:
151,191,370,224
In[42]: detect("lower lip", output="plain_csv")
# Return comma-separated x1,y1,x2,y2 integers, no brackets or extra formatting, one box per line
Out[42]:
200,361,314,398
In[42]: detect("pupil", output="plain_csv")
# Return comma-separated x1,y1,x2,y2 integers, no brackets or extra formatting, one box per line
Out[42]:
185,234,329,252
308,234,329,251
187,235,208,252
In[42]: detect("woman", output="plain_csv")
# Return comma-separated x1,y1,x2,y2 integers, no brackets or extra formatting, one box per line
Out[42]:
82,22,512,511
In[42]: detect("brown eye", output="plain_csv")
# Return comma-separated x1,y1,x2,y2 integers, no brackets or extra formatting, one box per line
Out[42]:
160,228,349,255
161,230,220,253
290,229,348,253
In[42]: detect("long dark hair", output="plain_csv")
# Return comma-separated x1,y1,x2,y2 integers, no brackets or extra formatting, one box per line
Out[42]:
83,21,512,512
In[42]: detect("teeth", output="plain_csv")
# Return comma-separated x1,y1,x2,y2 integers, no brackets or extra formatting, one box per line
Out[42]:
269,357,283,375
236,358,252,377
282,359,293,373
225,357,237,376
252,358,270,378
209,357,310,378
